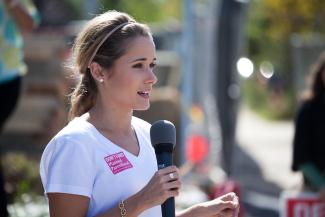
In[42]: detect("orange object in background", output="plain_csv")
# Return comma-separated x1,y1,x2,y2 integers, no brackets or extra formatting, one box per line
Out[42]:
186,135,209,164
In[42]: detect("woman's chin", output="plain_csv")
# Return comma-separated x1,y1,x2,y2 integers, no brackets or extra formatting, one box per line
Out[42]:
134,104,150,111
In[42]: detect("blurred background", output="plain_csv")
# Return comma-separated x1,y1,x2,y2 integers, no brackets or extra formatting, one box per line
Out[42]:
1,0,325,216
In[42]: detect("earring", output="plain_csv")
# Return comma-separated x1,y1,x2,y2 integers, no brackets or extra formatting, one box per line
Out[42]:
99,78,104,83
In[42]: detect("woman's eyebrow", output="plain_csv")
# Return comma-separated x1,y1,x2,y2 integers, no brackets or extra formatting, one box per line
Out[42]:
129,57,156,63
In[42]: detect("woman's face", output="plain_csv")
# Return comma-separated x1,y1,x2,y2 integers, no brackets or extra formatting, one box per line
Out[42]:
102,36,157,111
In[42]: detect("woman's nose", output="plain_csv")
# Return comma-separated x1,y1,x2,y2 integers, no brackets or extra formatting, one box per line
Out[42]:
146,69,158,85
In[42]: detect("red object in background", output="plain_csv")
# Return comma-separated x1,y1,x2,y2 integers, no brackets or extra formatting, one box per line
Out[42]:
186,135,209,164
211,179,244,217
280,191,325,217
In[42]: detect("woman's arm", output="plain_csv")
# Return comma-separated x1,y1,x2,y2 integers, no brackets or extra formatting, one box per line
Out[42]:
48,193,90,217
48,191,239,217
300,162,325,190
48,192,144,217
4,0,38,33
176,192,239,217
47,166,181,217
300,163,325,203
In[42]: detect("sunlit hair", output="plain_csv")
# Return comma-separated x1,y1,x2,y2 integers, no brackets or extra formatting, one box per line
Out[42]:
303,51,325,101
68,11,152,120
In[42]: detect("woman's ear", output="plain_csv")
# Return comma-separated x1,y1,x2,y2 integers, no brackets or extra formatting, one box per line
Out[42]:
88,62,105,83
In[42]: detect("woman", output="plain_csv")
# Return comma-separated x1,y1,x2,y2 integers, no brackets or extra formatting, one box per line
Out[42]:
292,51,325,202
40,10,239,217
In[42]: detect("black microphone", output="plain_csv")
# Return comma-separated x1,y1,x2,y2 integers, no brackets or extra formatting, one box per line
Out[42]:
150,120,176,217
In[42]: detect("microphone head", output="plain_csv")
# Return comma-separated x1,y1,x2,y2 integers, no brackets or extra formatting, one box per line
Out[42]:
150,120,176,149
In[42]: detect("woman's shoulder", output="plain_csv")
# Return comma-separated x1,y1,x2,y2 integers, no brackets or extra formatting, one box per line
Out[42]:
298,99,322,114
295,99,323,123
296,100,313,114
46,117,95,148
52,120,75,137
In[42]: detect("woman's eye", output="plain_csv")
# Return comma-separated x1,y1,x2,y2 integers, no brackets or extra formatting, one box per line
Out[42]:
150,63,156,69
133,63,143,68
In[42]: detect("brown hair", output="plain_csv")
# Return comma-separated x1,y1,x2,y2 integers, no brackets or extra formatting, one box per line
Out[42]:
68,11,152,120
303,51,325,101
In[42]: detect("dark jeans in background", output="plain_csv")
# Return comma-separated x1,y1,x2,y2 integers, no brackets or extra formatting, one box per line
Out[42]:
0,76,21,217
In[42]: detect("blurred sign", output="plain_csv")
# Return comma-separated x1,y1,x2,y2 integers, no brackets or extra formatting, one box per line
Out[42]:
280,191,325,217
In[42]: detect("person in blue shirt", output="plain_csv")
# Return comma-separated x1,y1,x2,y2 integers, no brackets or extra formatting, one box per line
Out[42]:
0,0,39,216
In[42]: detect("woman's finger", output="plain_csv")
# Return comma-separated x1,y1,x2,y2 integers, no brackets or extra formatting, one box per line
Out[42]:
163,180,181,190
157,166,179,176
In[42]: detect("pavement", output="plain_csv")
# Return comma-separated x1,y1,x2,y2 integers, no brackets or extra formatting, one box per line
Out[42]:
232,106,302,217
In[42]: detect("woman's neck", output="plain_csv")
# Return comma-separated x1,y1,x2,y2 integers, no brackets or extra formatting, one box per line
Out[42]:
86,99,133,135
85,100,140,156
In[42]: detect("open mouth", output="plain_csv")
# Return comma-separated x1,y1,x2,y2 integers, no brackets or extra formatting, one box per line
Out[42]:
137,91,149,97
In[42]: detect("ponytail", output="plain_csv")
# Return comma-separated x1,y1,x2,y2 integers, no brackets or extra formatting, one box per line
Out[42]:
68,70,97,120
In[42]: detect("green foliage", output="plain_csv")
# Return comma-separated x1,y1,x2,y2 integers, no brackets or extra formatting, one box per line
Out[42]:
98,0,182,23
2,153,43,202
46,0,182,22
242,76,295,120
8,194,48,217
246,0,325,74
244,0,325,119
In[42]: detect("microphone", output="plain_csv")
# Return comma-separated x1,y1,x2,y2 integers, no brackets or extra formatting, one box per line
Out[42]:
150,120,176,217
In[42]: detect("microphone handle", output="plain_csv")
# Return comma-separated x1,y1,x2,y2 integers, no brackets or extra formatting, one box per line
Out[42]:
156,151,175,217
162,198,175,217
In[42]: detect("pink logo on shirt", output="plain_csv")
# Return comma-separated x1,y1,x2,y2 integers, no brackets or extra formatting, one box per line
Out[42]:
104,152,133,174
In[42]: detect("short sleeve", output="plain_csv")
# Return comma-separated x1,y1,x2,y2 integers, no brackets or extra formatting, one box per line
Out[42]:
40,136,95,197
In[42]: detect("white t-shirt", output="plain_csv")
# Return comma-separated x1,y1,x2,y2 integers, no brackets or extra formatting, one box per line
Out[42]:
40,116,162,217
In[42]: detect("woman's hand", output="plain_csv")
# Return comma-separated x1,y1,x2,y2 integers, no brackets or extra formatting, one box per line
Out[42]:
202,192,239,217
137,166,181,210
178,192,240,217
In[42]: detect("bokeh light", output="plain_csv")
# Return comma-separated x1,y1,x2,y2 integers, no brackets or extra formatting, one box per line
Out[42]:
237,57,254,78
259,61,274,79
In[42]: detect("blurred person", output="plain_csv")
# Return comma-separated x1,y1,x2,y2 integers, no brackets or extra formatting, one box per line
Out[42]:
268,73,285,112
292,51,325,202
40,11,240,217
0,0,39,216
